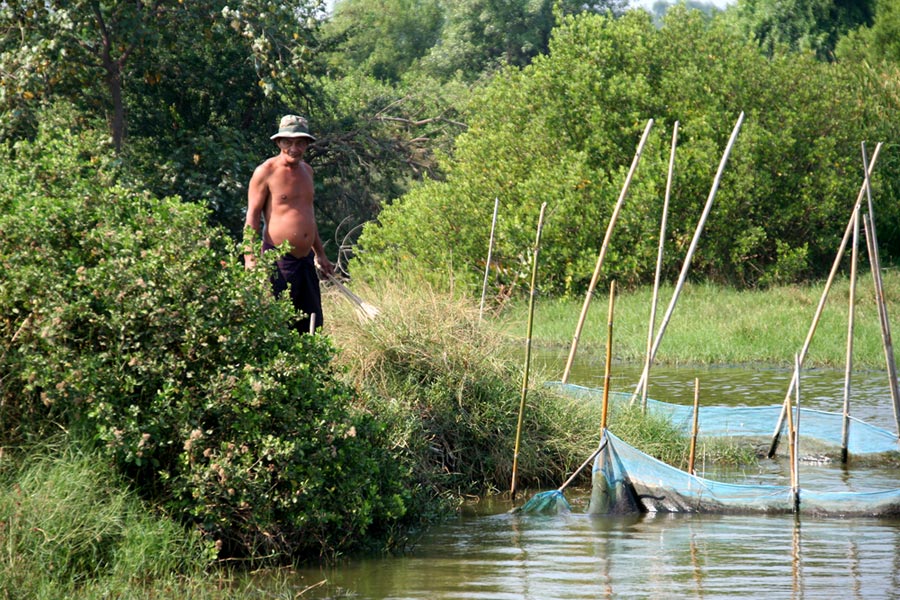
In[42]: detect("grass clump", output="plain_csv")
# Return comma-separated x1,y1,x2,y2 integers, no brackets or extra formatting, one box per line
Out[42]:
326,279,605,496
324,278,755,496
0,441,214,599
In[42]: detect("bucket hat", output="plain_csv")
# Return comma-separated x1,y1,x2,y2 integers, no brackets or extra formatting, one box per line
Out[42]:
270,115,316,141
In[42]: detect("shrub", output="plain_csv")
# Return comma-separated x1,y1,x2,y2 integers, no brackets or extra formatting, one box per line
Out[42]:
0,105,413,562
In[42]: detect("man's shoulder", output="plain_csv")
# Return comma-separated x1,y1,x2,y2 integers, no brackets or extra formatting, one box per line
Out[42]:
255,156,280,173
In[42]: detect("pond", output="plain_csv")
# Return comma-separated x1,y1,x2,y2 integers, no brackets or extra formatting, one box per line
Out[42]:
289,356,900,599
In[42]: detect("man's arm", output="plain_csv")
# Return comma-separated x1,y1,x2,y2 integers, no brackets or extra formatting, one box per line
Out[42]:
312,231,334,277
244,165,267,269
304,162,334,278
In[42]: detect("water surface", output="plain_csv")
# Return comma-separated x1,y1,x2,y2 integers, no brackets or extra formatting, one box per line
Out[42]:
290,358,900,599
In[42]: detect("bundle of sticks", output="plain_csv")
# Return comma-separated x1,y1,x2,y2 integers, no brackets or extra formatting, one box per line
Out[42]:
325,273,380,320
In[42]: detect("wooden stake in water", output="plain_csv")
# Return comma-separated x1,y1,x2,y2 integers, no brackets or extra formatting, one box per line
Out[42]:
511,202,548,501
600,281,617,432
768,142,884,458
688,378,700,475
786,354,800,513
794,354,802,513
841,204,860,464
640,122,678,409
562,119,653,383
479,197,500,323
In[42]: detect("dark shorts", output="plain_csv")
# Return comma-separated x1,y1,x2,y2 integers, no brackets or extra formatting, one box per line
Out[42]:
263,240,323,334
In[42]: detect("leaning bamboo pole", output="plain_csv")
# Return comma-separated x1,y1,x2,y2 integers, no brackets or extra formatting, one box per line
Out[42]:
863,212,900,439
631,112,745,403
840,205,860,464
562,119,653,383
767,142,884,457
640,122,678,407
511,202,548,501
862,141,900,436
479,197,500,323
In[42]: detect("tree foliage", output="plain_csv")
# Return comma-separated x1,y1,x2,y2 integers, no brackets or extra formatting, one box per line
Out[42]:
836,0,900,66
326,0,628,83
729,0,875,59
353,8,900,297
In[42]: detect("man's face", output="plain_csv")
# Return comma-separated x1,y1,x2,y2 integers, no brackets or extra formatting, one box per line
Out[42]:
276,137,309,160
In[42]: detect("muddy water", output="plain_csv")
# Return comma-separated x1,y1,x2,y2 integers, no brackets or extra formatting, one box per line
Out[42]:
288,357,900,599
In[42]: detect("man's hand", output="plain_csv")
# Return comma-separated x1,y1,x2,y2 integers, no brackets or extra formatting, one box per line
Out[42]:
315,254,335,278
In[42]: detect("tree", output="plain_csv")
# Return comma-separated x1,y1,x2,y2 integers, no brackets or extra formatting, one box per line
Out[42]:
353,7,900,295
322,0,444,82
419,0,628,81
0,0,167,149
836,0,900,64
731,0,875,59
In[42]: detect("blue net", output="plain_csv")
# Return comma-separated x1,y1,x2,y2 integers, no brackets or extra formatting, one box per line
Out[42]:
547,382,900,455
587,430,900,517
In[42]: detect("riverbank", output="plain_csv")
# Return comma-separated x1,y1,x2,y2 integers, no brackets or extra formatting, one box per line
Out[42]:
493,269,900,370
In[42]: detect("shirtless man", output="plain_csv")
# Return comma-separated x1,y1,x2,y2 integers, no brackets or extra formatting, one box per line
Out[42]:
244,114,334,333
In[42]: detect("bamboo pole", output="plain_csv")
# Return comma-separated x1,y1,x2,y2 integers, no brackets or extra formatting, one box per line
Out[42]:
840,204,859,464
511,202,548,501
601,281,617,432
631,112,745,402
767,142,884,457
861,141,900,436
562,119,654,383
688,377,700,475
786,354,799,513
794,354,801,513
640,122,678,408
479,197,500,323
863,212,900,439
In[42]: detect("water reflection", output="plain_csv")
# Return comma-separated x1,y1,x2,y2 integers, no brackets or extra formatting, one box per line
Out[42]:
289,359,900,599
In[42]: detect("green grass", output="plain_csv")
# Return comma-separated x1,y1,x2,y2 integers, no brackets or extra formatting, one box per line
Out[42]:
495,268,900,369
0,441,224,599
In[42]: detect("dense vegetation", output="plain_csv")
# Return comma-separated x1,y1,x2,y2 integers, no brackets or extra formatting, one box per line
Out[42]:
0,113,416,563
2,0,900,590
354,7,900,296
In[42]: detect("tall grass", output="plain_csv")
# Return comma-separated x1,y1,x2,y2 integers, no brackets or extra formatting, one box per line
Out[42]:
325,279,604,495
496,269,900,369
0,441,223,599
323,278,755,496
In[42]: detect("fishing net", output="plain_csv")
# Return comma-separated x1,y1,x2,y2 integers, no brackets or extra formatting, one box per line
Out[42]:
547,382,900,455
515,490,572,515
588,430,900,517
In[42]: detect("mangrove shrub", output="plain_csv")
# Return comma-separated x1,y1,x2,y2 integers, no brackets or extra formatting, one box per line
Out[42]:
0,107,412,562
